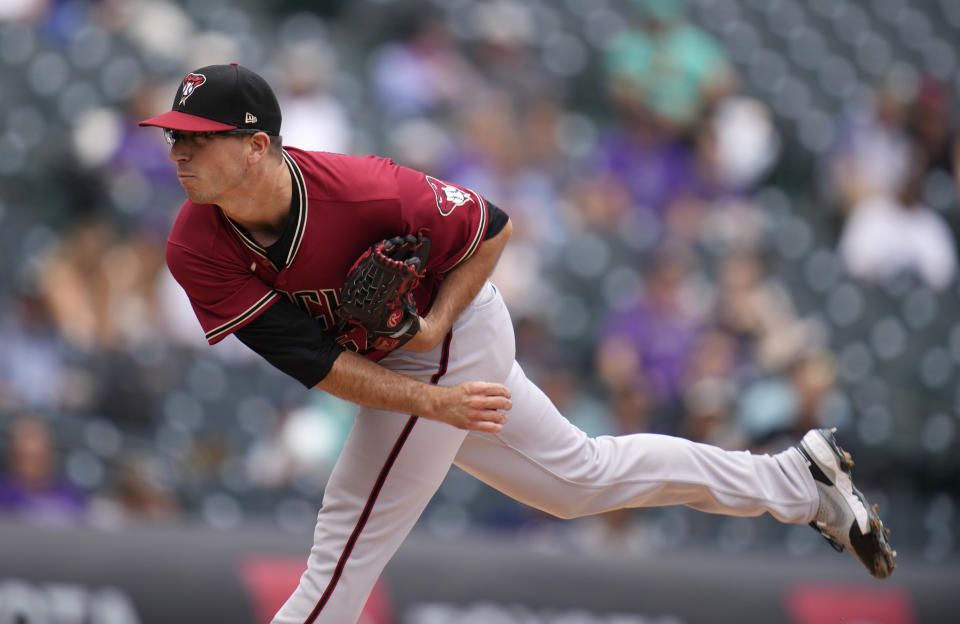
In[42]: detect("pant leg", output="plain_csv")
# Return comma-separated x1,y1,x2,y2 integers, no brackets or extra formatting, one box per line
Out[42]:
451,284,820,525
271,283,510,624
271,411,467,624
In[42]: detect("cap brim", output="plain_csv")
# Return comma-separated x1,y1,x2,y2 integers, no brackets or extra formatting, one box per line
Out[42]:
138,110,236,131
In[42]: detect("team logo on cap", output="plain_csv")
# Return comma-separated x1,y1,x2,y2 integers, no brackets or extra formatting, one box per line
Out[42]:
178,73,206,106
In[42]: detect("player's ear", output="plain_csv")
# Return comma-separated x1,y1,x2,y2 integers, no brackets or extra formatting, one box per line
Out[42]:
247,131,272,164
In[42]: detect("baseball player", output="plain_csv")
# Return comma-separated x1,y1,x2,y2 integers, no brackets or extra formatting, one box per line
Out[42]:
140,64,895,623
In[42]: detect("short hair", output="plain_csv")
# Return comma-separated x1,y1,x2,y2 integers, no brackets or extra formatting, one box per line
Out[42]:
269,134,283,158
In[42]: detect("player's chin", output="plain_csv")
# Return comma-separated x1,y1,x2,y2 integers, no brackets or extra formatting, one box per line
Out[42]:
180,182,211,203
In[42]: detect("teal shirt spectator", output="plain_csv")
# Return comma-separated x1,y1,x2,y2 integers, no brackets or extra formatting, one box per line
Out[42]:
606,0,732,128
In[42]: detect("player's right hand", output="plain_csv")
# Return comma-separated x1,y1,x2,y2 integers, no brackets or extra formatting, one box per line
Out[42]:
426,381,512,433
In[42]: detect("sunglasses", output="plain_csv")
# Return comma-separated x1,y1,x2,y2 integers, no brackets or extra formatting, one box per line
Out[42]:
163,128,263,146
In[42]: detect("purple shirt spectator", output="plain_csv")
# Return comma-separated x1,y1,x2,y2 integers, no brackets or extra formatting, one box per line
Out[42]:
602,298,701,405
592,128,698,215
598,246,704,407
0,476,87,523
0,416,88,524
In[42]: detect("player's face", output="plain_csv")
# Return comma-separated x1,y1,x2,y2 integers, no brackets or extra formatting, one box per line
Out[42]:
166,131,251,204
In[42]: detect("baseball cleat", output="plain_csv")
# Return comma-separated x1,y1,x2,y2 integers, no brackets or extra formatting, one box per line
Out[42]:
796,428,897,579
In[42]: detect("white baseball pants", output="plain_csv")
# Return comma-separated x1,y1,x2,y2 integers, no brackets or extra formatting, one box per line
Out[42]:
271,281,819,623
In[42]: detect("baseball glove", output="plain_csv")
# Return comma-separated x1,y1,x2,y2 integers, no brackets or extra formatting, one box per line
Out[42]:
336,234,431,351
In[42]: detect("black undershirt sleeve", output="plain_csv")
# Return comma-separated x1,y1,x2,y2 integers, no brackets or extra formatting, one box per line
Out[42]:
484,201,509,240
234,297,345,388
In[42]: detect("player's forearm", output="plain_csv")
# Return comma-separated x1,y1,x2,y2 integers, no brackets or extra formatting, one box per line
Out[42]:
315,350,511,432
423,219,512,338
316,350,439,414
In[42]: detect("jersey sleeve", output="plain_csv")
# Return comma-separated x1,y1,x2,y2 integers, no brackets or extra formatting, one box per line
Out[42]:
234,296,345,387
166,239,279,344
393,166,490,273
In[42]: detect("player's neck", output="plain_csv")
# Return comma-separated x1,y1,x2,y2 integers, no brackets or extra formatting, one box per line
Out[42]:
220,157,292,247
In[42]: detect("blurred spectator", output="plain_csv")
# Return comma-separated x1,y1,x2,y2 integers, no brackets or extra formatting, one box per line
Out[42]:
683,328,738,390
696,96,781,196
0,282,68,411
737,351,851,453
712,249,820,374
469,0,563,107
595,244,705,427
838,157,958,290
244,408,300,491
245,393,356,491
908,76,956,180
905,76,960,224
510,98,577,251
276,40,354,154
0,0,48,22
101,78,184,224
92,455,180,524
39,217,167,351
679,328,745,449
661,193,710,248
604,0,734,135
114,0,196,66
828,77,913,214
608,384,653,437
697,197,766,256
0,414,87,523
370,16,481,121
562,173,633,236
443,88,523,189
682,377,743,451
38,218,115,351
589,106,698,218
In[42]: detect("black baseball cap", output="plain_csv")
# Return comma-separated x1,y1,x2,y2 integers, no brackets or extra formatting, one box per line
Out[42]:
139,63,281,135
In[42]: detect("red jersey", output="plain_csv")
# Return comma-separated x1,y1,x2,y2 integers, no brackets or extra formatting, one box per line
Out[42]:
166,148,490,359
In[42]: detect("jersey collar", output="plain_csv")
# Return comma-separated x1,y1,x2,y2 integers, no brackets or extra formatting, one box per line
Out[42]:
224,148,308,270
280,149,308,267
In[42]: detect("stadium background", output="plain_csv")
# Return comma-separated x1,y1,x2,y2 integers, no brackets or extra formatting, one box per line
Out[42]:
0,0,958,622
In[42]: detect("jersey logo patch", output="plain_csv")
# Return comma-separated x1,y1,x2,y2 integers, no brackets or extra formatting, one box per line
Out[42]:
179,73,206,106
425,176,474,216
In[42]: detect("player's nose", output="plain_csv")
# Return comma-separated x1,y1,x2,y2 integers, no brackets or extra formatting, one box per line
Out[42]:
168,142,191,162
